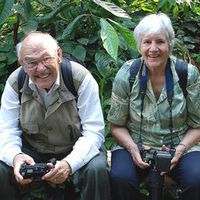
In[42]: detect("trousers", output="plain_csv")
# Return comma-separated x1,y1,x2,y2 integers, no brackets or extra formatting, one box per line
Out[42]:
0,145,111,200
110,149,200,200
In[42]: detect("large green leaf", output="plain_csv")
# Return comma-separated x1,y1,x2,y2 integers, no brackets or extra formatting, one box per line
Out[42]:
0,0,14,26
93,0,131,19
71,45,86,62
21,19,38,34
62,14,88,39
95,51,114,76
108,19,137,50
7,51,17,65
100,18,119,61
0,63,7,76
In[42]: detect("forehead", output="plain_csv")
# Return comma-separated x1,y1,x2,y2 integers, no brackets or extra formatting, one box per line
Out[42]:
21,35,56,59
142,31,167,40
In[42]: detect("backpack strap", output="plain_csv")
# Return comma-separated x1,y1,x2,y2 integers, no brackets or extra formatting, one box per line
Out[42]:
129,58,142,91
18,67,26,104
17,57,78,104
129,58,188,98
175,59,188,98
61,57,77,97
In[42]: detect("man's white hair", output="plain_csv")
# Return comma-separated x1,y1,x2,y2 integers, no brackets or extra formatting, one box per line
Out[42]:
16,31,59,59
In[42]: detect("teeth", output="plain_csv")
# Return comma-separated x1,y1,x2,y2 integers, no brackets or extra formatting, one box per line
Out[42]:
149,56,158,58
38,74,49,79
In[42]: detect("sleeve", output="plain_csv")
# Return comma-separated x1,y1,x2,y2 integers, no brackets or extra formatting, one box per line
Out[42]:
0,81,22,167
186,63,200,127
107,62,132,125
63,73,105,174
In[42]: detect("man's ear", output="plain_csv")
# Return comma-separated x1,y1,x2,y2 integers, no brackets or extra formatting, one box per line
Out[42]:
18,59,27,72
18,58,23,66
57,47,63,64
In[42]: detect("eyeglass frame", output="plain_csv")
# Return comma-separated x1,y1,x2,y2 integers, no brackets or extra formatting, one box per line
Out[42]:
23,56,56,70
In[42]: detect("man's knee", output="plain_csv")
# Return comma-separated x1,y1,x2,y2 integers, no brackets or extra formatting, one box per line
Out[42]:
0,161,13,180
84,154,109,178
0,161,17,199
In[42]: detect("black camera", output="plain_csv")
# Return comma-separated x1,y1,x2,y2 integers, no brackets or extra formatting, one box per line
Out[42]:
138,147,175,200
140,148,175,172
20,163,51,181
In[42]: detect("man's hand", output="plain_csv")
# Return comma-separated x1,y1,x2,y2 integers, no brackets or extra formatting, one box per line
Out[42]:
13,153,35,185
42,160,71,185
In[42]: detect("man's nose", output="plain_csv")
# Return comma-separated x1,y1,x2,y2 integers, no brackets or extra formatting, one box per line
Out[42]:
36,61,46,71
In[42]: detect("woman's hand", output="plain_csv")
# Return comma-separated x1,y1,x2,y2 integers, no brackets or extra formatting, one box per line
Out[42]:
129,144,150,169
162,144,186,170
170,144,187,169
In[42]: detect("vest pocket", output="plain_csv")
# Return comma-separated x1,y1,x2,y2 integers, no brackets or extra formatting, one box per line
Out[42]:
21,123,39,134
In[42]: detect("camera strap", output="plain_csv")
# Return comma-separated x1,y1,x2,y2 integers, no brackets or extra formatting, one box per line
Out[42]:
138,58,175,149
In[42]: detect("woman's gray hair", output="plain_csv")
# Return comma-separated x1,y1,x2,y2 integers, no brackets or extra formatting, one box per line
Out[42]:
134,12,175,51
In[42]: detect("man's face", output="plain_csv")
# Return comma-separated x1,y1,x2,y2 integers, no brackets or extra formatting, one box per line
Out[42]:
20,37,62,90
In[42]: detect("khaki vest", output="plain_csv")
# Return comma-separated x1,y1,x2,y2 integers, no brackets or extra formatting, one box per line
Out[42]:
8,62,89,154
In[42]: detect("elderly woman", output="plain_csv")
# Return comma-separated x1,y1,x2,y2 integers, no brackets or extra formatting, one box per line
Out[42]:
107,12,200,200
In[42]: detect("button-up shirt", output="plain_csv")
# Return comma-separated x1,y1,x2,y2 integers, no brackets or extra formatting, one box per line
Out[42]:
108,56,200,152
0,61,105,174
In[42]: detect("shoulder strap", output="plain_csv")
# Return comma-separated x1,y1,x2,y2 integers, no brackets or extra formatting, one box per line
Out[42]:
175,59,188,98
129,58,141,91
65,54,86,67
61,57,77,97
18,67,26,104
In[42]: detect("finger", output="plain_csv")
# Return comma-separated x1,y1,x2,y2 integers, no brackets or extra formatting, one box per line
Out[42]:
42,167,57,180
143,145,151,151
161,145,170,151
18,177,33,185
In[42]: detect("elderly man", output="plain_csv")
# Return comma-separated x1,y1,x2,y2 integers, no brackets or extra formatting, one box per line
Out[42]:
0,32,110,200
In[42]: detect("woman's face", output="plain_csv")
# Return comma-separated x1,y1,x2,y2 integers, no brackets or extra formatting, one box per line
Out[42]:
140,31,170,71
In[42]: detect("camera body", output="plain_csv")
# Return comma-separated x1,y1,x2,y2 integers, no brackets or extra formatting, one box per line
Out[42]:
141,148,175,172
20,163,51,181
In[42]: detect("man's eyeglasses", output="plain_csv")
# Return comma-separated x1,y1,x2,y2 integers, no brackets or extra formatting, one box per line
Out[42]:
23,56,55,70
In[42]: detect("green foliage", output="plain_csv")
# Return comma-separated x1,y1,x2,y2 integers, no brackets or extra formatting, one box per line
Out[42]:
0,0,200,150
100,18,119,61
0,0,14,26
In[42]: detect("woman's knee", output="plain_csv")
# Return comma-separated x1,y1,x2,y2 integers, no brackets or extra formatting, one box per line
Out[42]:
178,152,200,188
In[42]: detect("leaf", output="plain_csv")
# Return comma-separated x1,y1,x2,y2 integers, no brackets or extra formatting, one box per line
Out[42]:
0,53,6,62
0,63,7,76
93,0,131,19
62,14,88,39
71,45,86,62
100,18,119,61
108,19,137,50
7,52,17,65
95,51,114,76
0,0,14,26
21,19,38,34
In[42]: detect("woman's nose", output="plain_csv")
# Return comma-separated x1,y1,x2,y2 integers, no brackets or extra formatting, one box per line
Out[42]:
149,42,158,51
